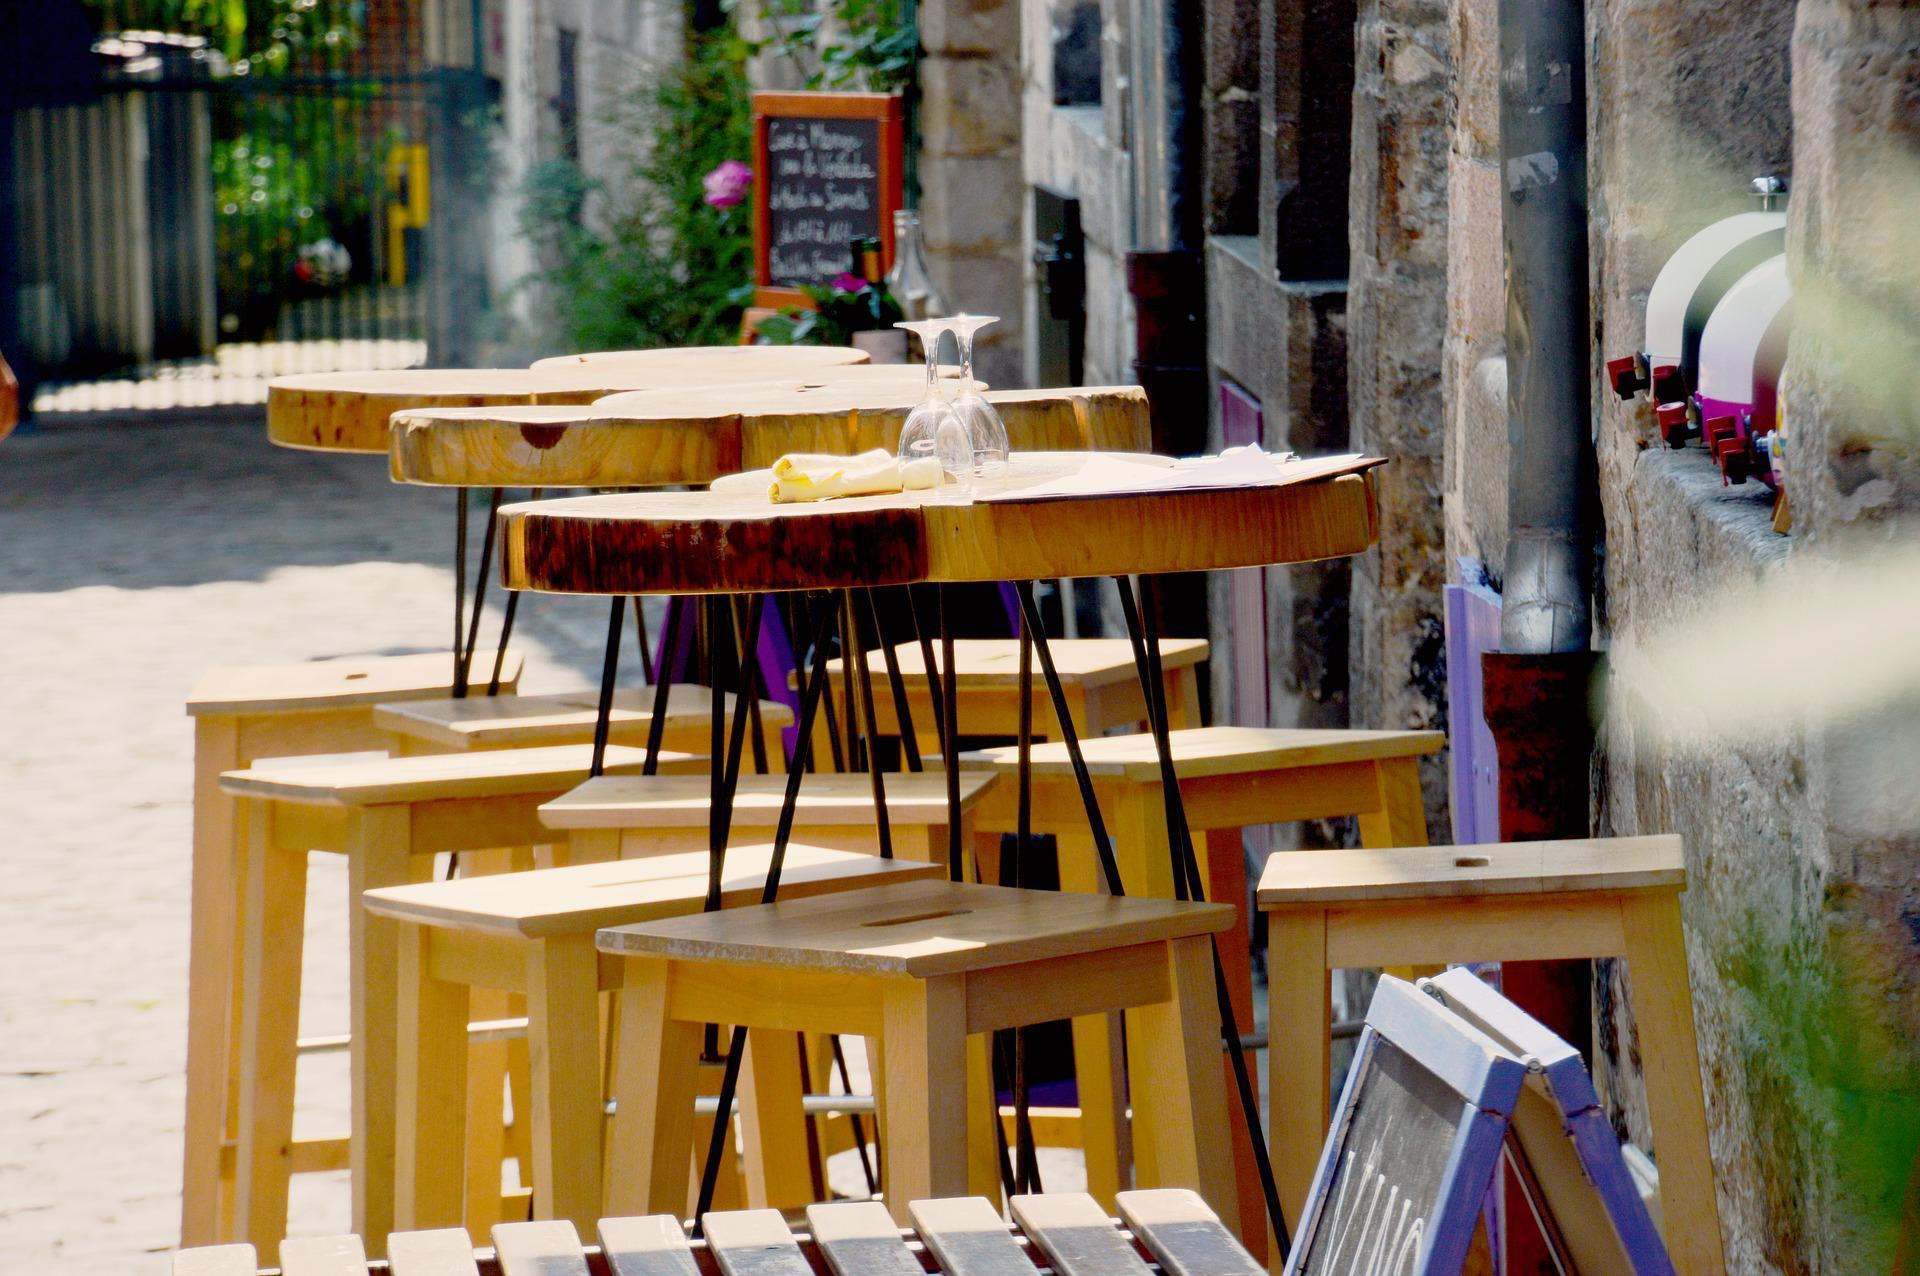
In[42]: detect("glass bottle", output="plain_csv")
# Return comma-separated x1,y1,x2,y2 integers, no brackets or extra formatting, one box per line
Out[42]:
885,210,950,321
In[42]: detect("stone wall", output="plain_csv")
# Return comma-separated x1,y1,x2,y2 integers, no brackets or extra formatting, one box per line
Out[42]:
1441,0,1920,1266
1345,0,1453,820
1206,0,1357,782
921,0,1029,386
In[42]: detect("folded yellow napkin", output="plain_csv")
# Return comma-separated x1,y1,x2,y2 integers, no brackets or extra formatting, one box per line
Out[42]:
763,448,944,503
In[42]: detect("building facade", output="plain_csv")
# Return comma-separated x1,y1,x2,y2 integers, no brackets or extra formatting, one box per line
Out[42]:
915,0,1920,1265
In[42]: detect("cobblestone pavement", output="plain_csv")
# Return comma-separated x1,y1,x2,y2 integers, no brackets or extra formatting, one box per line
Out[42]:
0,411,611,1271
0,410,1105,1272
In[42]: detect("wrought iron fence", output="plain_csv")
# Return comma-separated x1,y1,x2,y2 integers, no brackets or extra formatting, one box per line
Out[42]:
3,1,482,405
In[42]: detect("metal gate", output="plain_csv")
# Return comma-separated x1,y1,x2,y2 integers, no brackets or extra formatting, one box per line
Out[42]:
2,1,486,404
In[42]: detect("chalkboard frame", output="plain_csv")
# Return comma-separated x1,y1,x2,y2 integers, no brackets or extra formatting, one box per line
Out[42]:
1426,968,1677,1275
751,91,905,308
1283,975,1526,1276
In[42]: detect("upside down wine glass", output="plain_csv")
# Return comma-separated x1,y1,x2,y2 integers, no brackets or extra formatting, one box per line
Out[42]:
949,314,1010,490
894,318,973,499
894,314,1010,495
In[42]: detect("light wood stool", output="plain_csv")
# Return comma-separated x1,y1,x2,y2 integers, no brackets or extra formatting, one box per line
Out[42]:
962,724,1442,1221
364,844,943,1241
213,742,700,1264
823,637,1208,756
376,685,790,759
538,769,999,863
182,651,524,1247
598,877,1239,1230
1259,833,1725,1275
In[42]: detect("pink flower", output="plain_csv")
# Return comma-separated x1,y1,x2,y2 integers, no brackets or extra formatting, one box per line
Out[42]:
702,159,752,209
831,272,868,294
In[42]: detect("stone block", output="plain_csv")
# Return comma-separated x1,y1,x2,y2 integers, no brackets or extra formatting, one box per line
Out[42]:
921,0,1018,56
920,56,1023,157
918,155,1025,254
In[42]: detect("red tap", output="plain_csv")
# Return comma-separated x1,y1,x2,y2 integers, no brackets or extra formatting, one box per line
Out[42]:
1651,364,1685,403
1656,401,1692,449
1607,355,1647,400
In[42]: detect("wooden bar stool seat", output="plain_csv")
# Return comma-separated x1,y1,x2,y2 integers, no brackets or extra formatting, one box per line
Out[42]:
376,685,790,758
364,844,944,1242
539,769,1000,864
1259,833,1725,1274
211,742,703,1264
825,637,1209,753
961,724,1442,1221
597,878,1240,1230
182,651,524,1249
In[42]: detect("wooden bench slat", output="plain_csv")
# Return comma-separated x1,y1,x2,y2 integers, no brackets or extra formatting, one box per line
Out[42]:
701,1208,815,1276
1010,1193,1153,1276
597,1215,702,1276
278,1235,369,1276
386,1228,483,1276
805,1201,926,1276
171,1243,259,1276
907,1197,1034,1276
1115,1189,1265,1276
492,1220,590,1276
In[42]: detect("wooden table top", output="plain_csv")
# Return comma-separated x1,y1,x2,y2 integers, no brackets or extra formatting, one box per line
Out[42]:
267,355,922,456
501,451,1383,595
387,376,1150,488
529,344,869,372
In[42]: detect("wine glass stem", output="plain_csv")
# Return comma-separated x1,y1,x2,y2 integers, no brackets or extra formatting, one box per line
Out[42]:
958,327,976,394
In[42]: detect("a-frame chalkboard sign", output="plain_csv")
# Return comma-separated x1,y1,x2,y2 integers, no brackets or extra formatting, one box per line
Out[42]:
1285,975,1527,1274
751,91,905,307
1284,973,1681,1275
1426,968,1677,1275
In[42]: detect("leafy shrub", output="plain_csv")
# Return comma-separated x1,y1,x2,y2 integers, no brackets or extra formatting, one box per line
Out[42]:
515,30,755,353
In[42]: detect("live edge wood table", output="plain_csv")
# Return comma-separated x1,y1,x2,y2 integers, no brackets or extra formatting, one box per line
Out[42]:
497,450,1383,1250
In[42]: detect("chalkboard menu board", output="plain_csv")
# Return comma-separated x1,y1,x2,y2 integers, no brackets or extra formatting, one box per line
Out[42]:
752,92,904,305
1286,977,1526,1276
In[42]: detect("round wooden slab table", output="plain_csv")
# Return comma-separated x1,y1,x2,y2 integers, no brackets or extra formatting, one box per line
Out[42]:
500,451,1382,595
266,353,913,455
390,379,1151,489
530,344,868,372
493,448,1384,1248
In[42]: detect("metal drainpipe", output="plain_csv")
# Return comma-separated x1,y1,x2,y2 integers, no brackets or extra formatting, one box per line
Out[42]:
1482,0,1600,1061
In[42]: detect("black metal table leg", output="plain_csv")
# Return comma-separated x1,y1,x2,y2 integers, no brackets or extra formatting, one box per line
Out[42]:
693,594,837,1226
846,590,894,859
1116,573,1290,1250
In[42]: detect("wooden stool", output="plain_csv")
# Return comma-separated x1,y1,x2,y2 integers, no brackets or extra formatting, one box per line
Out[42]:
825,637,1208,755
364,844,943,1241
962,724,1442,1223
182,651,524,1248
214,742,700,1264
376,685,790,758
598,877,1239,1230
538,769,999,863
1259,834,1725,1275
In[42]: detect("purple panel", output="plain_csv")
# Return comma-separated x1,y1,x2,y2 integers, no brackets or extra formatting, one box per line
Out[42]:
1221,377,1270,853
996,582,1021,635
756,604,802,761
654,596,699,683
1444,579,1503,845
1220,377,1263,449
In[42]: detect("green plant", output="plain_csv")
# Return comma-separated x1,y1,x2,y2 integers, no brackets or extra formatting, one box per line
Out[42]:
84,0,360,72
728,0,914,92
756,275,902,345
212,130,331,330
516,30,755,352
